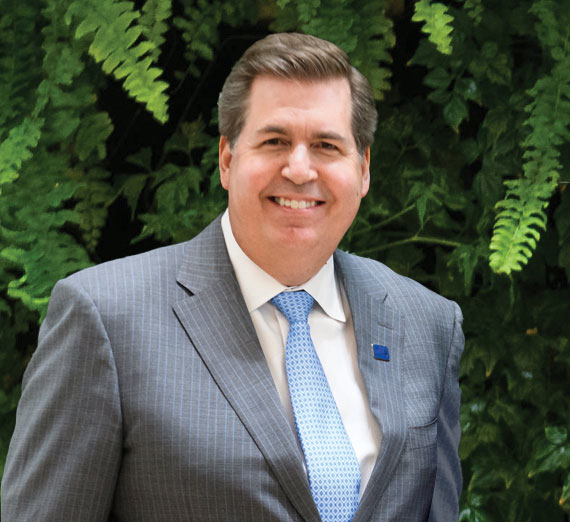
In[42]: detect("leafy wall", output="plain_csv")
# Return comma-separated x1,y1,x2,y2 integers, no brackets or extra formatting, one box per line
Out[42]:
1,0,569,520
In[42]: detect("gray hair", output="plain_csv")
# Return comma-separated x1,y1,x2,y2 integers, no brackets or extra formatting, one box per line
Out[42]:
218,33,377,155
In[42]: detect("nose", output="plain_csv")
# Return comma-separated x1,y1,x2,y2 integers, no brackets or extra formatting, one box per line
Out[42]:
281,144,317,184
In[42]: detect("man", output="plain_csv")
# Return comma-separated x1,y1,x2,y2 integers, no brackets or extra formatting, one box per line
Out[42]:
2,33,464,521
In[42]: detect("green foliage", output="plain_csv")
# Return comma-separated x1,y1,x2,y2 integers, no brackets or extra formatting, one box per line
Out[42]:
0,302,36,478
489,0,570,274
0,0,44,130
174,0,228,75
555,189,570,279
0,117,44,189
489,175,556,274
1,0,569,520
0,148,93,317
140,0,172,62
412,0,454,55
0,0,46,189
65,0,170,122
457,285,570,521
271,0,395,99
173,0,257,77
461,0,483,26
122,119,226,244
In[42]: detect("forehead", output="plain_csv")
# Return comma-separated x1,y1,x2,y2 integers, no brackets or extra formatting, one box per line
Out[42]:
243,75,353,131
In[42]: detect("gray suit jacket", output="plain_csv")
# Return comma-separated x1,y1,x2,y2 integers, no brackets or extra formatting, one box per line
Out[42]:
2,216,464,521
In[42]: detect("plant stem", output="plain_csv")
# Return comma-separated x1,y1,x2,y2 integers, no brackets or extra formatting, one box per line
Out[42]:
358,235,462,256
352,204,416,238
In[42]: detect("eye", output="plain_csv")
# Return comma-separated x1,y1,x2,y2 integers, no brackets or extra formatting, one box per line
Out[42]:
263,138,284,146
316,141,338,151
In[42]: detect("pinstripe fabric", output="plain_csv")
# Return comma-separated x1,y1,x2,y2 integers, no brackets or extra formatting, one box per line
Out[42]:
335,250,464,522
2,215,464,522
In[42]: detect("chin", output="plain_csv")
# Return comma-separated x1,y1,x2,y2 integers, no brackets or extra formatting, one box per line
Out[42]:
271,227,320,247
270,229,339,262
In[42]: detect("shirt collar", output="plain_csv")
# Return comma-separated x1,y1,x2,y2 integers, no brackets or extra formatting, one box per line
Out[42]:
221,209,346,322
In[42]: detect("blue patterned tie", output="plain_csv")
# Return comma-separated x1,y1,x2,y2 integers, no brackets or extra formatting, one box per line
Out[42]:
271,290,360,522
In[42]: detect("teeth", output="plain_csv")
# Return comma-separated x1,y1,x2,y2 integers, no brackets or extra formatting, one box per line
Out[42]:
275,197,318,209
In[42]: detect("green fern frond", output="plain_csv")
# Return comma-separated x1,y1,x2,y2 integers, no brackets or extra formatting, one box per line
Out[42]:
41,1,103,148
350,2,394,100
531,0,570,52
489,0,570,275
489,175,556,274
2,233,91,319
174,0,258,78
65,0,169,122
41,38,85,89
0,1,47,188
174,0,229,74
0,1,44,131
412,0,454,55
461,0,484,26
5,275,50,314
71,167,114,251
139,0,171,62
74,112,113,161
0,117,44,190
272,0,394,100
0,145,93,319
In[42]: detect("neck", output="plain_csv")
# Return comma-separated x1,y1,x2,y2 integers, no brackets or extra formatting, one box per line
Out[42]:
245,247,331,287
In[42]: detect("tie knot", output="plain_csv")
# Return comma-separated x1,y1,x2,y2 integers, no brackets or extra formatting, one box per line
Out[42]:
271,290,314,324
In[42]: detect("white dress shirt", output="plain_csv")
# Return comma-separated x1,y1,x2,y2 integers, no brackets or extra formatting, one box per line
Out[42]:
221,210,381,497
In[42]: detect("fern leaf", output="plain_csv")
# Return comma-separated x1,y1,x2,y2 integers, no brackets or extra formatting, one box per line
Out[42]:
0,1,47,188
72,167,114,252
0,145,94,318
489,0,570,275
173,0,227,74
272,0,394,100
174,0,258,78
74,112,113,161
139,0,172,62
6,275,50,314
65,0,169,123
0,2,44,131
461,0,484,26
412,0,454,55
351,2,394,100
0,117,44,190
2,233,91,319
489,175,557,274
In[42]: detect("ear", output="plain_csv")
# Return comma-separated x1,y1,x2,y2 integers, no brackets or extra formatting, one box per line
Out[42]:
219,136,233,190
360,147,371,198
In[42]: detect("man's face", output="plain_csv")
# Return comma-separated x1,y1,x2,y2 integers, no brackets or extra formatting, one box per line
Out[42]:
219,75,370,285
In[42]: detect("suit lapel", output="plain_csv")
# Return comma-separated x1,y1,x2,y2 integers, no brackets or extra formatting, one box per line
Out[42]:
334,251,407,520
173,218,320,522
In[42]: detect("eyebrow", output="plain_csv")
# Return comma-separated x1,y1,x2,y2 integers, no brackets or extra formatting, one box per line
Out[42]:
256,125,348,143
256,125,287,136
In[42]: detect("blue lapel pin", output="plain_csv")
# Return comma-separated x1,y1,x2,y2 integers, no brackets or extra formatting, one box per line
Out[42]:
372,344,390,361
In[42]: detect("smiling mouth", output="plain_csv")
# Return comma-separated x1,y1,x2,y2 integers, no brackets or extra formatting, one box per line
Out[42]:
271,197,322,209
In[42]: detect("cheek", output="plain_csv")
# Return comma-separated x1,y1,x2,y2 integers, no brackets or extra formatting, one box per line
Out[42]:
241,159,278,191
228,165,266,205
331,172,365,203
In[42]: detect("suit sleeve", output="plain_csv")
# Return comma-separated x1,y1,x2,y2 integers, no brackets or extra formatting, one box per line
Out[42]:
428,302,465,522
1,278,122,521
